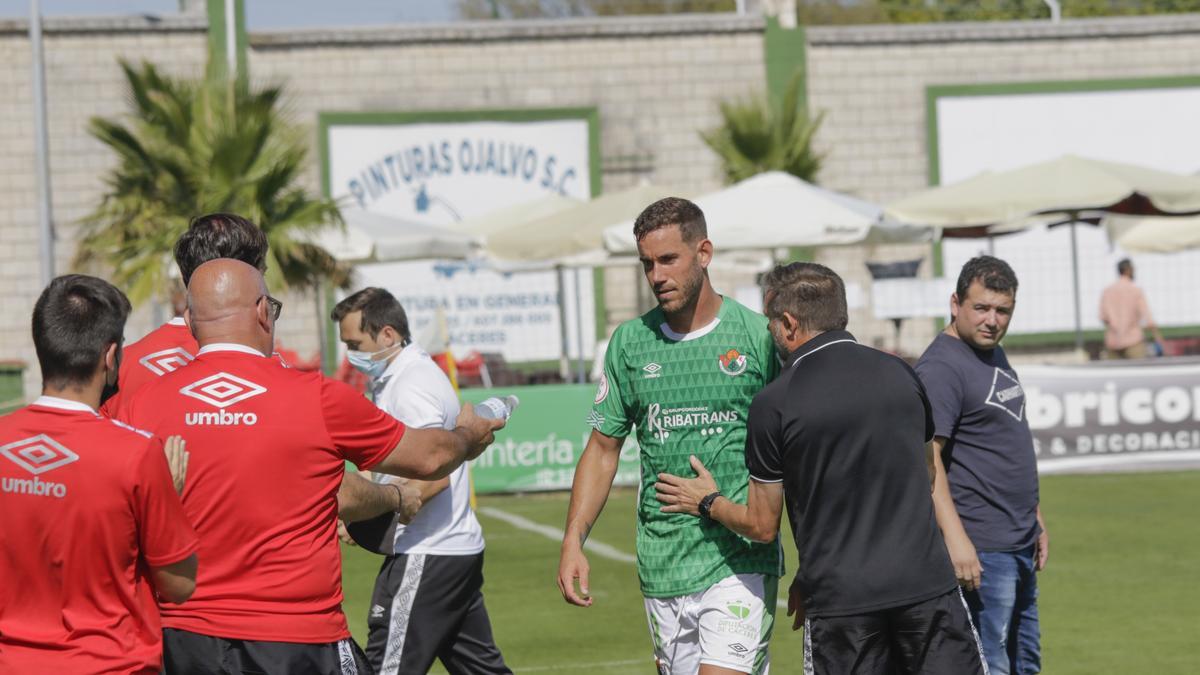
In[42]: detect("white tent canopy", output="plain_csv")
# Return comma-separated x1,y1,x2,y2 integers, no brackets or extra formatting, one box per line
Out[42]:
1105,215,1200,253
884,155,1200,350
603,171,929,254
885,155,1200,229
302,209,479,263
479,183,684,263
452,194,581,241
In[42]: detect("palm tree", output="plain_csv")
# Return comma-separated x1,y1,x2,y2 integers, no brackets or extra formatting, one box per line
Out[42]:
74,60,349,305
700,74,824,185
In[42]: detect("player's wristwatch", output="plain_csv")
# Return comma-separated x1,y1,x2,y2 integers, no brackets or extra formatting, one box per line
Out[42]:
698,491,722,520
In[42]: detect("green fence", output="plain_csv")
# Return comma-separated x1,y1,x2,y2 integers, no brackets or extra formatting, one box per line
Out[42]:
0,362,25,415
461,383,640,494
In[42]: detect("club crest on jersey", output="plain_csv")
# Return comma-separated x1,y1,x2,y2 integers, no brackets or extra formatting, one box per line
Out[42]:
594,373,609,404
139,347,195,376
718,349,748,377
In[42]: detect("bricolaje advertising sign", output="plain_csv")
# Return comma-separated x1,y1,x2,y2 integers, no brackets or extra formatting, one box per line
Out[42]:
1023,360,1200,470
463,384,639,494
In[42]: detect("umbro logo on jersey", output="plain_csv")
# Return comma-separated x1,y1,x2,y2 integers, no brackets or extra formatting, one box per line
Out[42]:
139,347,195,376
642,363,662,379
370,604,386,619
181,372,266,426
181,372,266,408
1,435,75,498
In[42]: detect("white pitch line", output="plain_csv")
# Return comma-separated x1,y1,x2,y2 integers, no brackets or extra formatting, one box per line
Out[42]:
477,506,637,563
521,658,648,672
478,505,789,610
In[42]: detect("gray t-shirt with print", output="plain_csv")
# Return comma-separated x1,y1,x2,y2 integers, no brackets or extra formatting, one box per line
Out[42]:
915,332,1040,552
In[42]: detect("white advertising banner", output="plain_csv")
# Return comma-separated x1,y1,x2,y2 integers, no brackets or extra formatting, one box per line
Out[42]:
932,83,1200,335
354,260,594,363
324,113,596,361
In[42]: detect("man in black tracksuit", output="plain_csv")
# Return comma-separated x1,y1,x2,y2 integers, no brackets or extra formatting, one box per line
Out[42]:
655,262,987,674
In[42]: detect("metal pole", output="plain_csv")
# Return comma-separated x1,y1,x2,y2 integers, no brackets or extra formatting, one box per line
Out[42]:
224,0,237,76
573,267,587,383
555,265,571,381
314,283,328,374
1069,219,1083,353
1043,0,1062,22
30,0,55,287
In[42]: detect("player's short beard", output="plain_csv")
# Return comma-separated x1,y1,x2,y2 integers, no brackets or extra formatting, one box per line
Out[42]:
660,263,705,317
769,321,790,361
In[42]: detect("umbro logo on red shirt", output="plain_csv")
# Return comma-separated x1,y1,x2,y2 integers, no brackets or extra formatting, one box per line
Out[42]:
181,373,267,408
181,372,267,426
1,434,76,498
139,347,195,376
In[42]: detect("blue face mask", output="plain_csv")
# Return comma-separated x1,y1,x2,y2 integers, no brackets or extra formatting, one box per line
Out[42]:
347,342,401,379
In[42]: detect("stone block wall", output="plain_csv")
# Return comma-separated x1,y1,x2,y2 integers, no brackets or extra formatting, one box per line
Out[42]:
5,11,1200,398
0,16,207,399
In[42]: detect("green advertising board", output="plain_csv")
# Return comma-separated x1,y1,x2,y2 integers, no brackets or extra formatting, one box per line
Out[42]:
461,383,641,494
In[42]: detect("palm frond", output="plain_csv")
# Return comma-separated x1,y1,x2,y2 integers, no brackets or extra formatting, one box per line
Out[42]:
75,61,343,305
701,73,823,185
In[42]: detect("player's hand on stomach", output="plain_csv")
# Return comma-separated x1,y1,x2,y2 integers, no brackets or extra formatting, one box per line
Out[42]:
945,530,982,591
163,435,189,495
654,455,718,516
557,545,593,607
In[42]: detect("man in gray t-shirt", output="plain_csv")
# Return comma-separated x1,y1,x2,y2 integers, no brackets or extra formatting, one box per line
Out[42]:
915,256,1048,675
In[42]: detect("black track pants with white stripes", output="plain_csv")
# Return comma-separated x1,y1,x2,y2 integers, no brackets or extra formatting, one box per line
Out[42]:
365,552,511,675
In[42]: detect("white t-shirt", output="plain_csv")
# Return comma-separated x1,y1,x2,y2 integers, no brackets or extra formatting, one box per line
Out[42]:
371,343,484,556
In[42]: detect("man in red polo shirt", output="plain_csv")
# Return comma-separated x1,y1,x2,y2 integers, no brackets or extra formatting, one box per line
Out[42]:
101,213,269,416
1,275,198,675
115,259,502,674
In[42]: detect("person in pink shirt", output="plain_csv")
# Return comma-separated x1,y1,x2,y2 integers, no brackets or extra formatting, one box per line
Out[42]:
1099,259,1164,359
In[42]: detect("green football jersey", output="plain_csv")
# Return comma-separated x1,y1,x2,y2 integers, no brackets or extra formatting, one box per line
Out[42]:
589,297,783,598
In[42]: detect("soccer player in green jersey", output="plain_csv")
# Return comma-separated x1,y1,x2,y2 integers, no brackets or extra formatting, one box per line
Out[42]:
557,198,783,674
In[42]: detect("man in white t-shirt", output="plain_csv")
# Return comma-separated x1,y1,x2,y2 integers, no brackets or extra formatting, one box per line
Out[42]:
333,287,510,675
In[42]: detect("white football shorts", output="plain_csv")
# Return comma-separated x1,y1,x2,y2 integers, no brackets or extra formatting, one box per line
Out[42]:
644,573,777,674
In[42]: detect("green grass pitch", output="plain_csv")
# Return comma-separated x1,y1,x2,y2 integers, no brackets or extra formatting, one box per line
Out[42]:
341,470,1200,674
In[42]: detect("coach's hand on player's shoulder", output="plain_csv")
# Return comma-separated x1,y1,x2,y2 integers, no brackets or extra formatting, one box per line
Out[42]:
654,455,718,517
787,577,806,631
163,435,190,495
455,402,504,460
945,530,982,591
557,545,593,607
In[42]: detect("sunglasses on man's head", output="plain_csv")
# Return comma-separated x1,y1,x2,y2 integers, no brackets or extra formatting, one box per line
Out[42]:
259,295,283,320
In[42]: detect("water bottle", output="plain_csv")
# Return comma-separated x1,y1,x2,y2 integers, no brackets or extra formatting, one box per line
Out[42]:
474,395,520,420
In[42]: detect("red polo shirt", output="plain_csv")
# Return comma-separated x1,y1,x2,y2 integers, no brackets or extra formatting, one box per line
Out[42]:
101,317,198,417
0,397,198,674
115,343,406,643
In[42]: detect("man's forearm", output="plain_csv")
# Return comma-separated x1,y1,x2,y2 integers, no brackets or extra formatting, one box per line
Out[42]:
563,442,621,549
412,477,451,504
338,472,399,522
931,450,970,541
374,428,470,479
709,497,760,541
